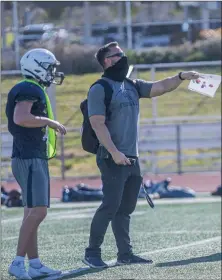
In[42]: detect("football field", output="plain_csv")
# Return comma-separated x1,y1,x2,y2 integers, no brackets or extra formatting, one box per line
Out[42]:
2,196,221,280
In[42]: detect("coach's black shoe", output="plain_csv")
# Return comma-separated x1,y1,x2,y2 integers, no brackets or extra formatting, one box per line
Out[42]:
82,256,108,269
117,254,153,265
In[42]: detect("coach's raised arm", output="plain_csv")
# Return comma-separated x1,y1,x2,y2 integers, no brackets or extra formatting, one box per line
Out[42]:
148,71,200,98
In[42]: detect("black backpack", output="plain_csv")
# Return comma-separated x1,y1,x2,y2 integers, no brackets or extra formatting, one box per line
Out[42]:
80,78,140,154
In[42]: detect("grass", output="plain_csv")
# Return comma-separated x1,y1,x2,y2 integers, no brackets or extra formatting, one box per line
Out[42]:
1,68,221,177
1,197,221,279
1,68,221,125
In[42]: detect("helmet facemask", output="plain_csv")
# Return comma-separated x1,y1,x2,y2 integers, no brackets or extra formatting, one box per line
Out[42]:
34,60,65,87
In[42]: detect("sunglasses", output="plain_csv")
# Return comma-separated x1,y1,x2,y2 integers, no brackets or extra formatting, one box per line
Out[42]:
106,52,125,59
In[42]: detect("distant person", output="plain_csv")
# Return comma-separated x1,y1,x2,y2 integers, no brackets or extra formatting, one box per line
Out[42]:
6,48,67,279
83,41,200,268
211,185,222,196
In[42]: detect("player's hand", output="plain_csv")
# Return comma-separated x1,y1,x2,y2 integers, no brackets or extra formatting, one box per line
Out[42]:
180,71,200,80
111,151,131,165
48,120,67,135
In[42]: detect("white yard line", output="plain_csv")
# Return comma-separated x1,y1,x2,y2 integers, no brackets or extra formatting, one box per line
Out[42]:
139,236,221,257
49,197,221,209
45,210,147,221
2,197,220,224
1,197,220,216
2,236,18,241
43,236,221,280
3,230,221,242
2,207,98,224
2,210,147,230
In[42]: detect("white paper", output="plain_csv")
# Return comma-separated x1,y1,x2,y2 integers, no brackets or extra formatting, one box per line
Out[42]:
188,73,221,98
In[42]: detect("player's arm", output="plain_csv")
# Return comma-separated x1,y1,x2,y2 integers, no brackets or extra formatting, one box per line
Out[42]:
149,71,200,98
13,101,52,127
14,100,66,134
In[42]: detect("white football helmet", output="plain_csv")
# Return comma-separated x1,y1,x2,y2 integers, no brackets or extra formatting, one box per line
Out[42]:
20,48,64,87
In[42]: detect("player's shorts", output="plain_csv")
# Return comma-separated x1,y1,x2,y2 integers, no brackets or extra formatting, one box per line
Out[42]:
11,158,50,208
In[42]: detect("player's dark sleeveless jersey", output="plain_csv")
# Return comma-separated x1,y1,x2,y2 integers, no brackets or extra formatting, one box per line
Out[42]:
5,80,48,159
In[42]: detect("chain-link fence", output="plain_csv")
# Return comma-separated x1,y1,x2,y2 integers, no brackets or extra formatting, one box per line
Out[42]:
1,61,221,180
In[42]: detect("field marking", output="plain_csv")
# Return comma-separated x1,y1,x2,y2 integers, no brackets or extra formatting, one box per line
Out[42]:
2,196,221,224
43,236,221,280
1,208,146,224
2,197,220,213
1,207,98,224
3,236,18,241
139,236,221,257
1,210,147,231
3,230,221,242
46,210,146,221
3,232,90,242
48,197,221,209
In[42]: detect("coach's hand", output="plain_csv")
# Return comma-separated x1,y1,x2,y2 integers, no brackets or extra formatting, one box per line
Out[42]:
48,120,67,135
180,71,200,80
111,151,131,165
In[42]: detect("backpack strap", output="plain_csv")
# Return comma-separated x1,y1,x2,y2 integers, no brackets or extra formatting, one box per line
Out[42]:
125,77,141,98
89,79,113,118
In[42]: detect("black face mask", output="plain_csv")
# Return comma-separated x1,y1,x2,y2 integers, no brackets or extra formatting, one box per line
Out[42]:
103,56,129,82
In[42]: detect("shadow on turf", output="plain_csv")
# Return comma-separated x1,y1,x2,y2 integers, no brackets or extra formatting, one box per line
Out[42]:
156,252,222,267
41,264,117,280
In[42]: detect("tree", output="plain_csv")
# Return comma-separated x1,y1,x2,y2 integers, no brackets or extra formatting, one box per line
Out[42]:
33,2,83,20
4,1,12,10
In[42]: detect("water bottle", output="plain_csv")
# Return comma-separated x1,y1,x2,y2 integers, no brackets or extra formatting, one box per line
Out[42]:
62,185,70,202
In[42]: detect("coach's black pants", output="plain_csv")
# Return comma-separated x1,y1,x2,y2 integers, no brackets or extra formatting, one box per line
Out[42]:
85,148,142,258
